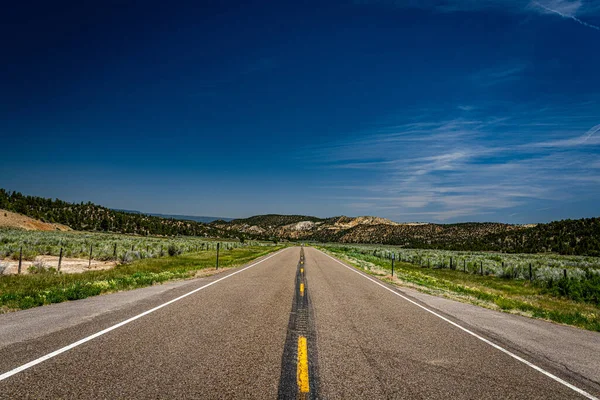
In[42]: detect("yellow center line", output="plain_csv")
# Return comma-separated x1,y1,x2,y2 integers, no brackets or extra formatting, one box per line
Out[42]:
299,283,305,295
297,336,309,393
300,268,304,274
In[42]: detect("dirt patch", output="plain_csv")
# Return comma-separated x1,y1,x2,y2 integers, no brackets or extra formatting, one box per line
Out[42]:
1,255,116,275
0,209,71,231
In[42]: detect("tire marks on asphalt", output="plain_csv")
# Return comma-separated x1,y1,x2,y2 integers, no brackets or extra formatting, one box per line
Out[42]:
278,247,319,399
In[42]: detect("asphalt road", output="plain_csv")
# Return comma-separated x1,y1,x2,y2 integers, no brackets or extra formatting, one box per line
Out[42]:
0,247,598,399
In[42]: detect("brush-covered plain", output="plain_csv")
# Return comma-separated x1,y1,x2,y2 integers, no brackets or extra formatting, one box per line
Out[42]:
321,245,600,331
0,239,283,312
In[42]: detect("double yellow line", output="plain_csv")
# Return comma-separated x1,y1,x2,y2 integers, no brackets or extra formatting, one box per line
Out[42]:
297,249,310,395
297,336,309,393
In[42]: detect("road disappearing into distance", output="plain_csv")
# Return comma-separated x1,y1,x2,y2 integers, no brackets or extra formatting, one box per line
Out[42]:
0,247,598,399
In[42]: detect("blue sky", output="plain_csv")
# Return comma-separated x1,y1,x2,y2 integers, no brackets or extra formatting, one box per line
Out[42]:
1,0,599,223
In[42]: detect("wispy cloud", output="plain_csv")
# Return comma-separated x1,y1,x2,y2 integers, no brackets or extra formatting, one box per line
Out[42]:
528,123,600,147
354,0,600,30
302,102,600,222
531,0,583,17
531,0,600,30
471,65,527,87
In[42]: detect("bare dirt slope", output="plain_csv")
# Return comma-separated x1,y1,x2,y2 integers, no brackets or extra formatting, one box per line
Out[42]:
0,209,71,231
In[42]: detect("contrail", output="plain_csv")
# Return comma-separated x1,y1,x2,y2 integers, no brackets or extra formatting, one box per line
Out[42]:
579,123,600,144
533,1,600,31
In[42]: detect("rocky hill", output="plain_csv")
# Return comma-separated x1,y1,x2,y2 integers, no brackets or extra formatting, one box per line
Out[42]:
213,215,526,247
214,214,600,256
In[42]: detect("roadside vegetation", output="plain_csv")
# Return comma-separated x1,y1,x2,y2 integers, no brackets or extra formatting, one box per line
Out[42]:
0,243,283,312
320,245,600,331
0,228,267,264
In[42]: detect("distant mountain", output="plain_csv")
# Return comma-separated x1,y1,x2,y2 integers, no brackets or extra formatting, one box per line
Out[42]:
2,189,599,256
213,214,524,246
115,209,233,224
213,214,600,256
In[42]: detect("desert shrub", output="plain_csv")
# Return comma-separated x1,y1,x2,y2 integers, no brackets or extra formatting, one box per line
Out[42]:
120,251,141,264
543,272,600,305
10,248,37,261
27,261,57,275
167,245,181,257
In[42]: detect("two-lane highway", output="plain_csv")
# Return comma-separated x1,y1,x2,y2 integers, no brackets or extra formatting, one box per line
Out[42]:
305,248,598,399
0,248,297,399
0,247,598,399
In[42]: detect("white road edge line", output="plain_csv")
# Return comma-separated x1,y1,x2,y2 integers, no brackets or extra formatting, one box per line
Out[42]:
0,248,288,382
318,249,599,400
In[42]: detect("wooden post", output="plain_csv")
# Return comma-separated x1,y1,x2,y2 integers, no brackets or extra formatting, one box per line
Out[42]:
160,245,164,257
88,245,93,268
480,261,483,275
58,247,63,272
113,243,117,259
529,263,532,282
131,244,135,251
563,269,567,279
450,257,453,270
391,253,395,277
18,246,22,274
216,243,220,270
463,259,466,273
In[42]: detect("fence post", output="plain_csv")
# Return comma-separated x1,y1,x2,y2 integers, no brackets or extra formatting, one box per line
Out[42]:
58,247,63,272
216,243,220,270
463,259,466,273
18,246,22,274
529,263,532,282
391,253,395,277
89,245,93,268
113,243,117,259
131,244,135,251
450,257,453,270
480,261,483,276
563,269,567,279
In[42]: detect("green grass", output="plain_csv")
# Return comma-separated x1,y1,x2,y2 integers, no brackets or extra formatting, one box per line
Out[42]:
0,245,284,312
320,246,600,332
